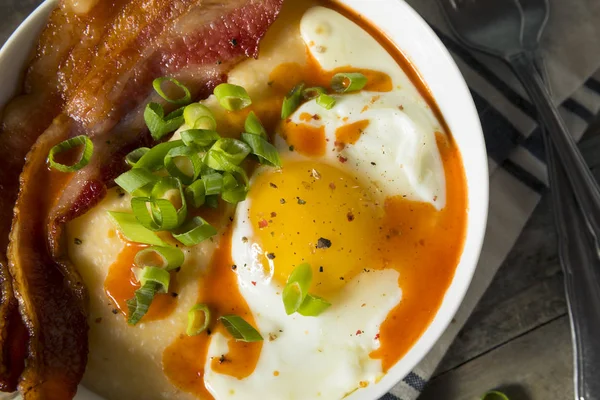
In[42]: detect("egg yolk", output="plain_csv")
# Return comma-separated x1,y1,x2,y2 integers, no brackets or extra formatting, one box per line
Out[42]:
247,160,384,296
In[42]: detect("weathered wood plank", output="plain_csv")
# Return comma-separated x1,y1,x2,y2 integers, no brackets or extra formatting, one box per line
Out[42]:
435,132,600,374
421,315,574,400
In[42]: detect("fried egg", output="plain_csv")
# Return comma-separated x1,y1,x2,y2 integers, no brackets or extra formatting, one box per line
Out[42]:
202,6,447,400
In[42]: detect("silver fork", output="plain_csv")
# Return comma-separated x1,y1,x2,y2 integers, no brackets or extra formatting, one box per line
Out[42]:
436,0,600,399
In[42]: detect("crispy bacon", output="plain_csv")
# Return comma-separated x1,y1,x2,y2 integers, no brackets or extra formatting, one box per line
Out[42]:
4,0,283,398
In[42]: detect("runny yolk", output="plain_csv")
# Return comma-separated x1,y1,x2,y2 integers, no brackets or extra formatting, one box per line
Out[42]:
162,229,262,400
104,243,178,323
248,161,384,296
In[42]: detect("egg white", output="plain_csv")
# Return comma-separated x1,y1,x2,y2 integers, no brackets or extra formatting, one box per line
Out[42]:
206,6,449,399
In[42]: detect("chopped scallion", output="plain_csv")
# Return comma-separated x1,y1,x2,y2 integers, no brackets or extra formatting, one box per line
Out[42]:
172,216,217,247
241,133,281,167
187,304,211,336
331,72,368,93
183,103,217,130
282,263,312,315
144,103,185,140
316,93,336,110
164,145,202,185
302,86,327,100
150,177,187,226
126,147,150,167
185,179,207,208
180,129,220,149
481,391,509,400
107,211,167,246
219,315,263,342
114,168,158,197
133,266,170,293
244,111,267,138
47,135,94,173
281,83,305,119
131,197,180,231
152,77,192,105
213,83,252,111
206,138,251,169
126,281,159,325
297,294,331,317
134,246,184,271
134,140,184,171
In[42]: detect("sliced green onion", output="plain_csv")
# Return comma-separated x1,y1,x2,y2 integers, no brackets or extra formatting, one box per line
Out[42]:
205,195,219,209
183,103,217,130
48,135,94,173
481,391,509,400
297,294,331,317
281,83,305,120
107,212,167,246
221,172,247,204
185,179,207,208
126,281,159,325
131,197,179,232
331,72,368,93
114,168,158,197
203,173,224,195
302,86,327,100
184,173,223,208
151,177,187,226
164,145,202,185
180,129,220,148
134,246,184,271
213,83,252,111
244,111,267,138
187,304,211,336
144,103,185,140
206,138,251,169
282,263,312,315
241,133,281,167
316,93,336,110
133,266,170,293
126,147,150,167
219,315,263,342
173,216,217,246
135,140,184,171
153,77,191,105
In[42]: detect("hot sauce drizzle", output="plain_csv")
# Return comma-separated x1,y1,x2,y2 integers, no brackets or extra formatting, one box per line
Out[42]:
162,229,262,399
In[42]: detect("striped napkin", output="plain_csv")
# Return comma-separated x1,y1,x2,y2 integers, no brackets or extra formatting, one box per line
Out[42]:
383,0,600,399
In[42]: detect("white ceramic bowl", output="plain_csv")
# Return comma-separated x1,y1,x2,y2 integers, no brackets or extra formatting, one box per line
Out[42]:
0,1,488,399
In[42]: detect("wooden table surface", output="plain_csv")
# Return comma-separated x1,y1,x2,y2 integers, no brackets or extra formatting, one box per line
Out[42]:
0,2,597,400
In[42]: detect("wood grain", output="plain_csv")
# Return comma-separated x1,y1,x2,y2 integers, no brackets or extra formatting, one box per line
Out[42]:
421,315,574,400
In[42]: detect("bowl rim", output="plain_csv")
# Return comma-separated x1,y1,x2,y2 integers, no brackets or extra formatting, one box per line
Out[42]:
0,1,488,399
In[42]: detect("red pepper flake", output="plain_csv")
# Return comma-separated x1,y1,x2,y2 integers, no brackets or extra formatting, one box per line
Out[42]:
258,219,269,229
374,333,380,340
271,212,277,218
312,114,321,120
361,303,366,307
399,105,404,110
338,155,348,163
347,211,355,222
251,281,257,286
329,182,336,190
356,330,363,335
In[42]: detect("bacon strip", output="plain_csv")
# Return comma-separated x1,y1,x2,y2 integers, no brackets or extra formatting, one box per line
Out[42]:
6,0,283,398
0,1,135,391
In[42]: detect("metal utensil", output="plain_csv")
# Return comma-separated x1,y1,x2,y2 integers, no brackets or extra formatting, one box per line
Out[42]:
435,0,600,398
